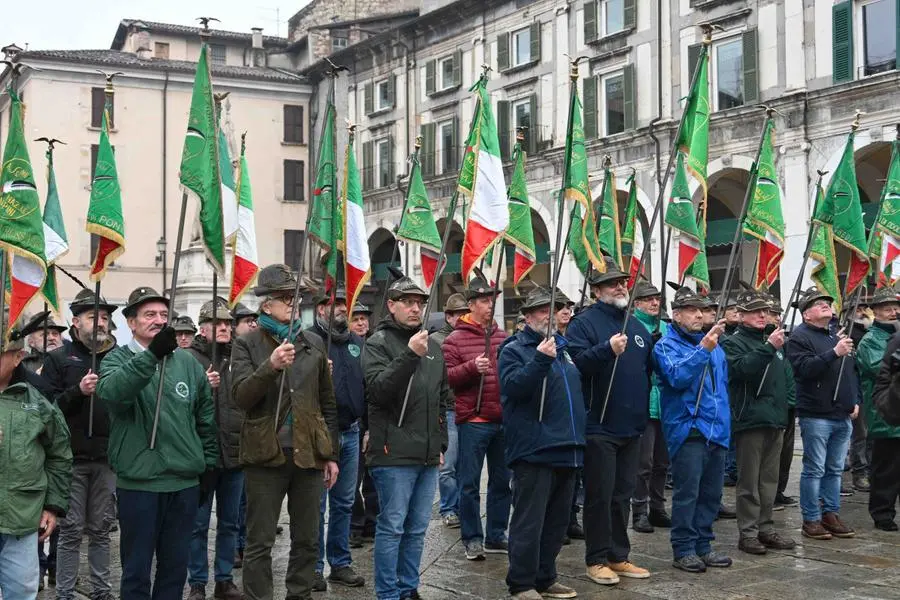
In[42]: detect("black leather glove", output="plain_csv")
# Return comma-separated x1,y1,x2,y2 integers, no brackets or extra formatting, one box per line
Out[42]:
198,469,218,506
148,326,178,359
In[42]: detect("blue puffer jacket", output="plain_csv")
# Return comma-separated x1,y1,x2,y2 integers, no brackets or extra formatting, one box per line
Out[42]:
499,326,585,468
566,301,652,438
652,324,730,458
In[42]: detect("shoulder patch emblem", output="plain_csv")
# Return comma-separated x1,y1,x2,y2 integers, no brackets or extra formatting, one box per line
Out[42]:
776,350,783,360
175,381,190,399
634,335,645,348
348,343,361,358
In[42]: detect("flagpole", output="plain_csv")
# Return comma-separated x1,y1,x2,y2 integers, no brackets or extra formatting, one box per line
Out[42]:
784,169,829,330
326,123,353,359
587,31,712,423
397,67,491,428
575,156,612,311
274,62,345,431
682,107,776,418
211,92,231,374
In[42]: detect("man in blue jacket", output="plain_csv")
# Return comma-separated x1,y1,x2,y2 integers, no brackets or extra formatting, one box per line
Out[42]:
785,287,859,541
567,259,652,586
653,286,732,573
499,287,585,600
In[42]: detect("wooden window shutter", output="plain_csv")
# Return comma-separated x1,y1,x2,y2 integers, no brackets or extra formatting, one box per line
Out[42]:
687,43,702,88
623,63,636,131
451,115,459,167
497,100,511,160
421,122,436,177
584,1,598,43
363,140,374,190
583,76,598,139
742,29,759,104
623,0,636,30
426,60,436,96
387,136,395,183
364,82,374,115
832,1,853,84
527,94,538,155
497,33,510,71
530,22,541,63
453,50,463,87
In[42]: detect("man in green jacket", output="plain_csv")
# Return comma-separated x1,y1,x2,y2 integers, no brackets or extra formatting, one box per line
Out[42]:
855,287,900,531
630,281,672,534
364,276,449,600
722,291,796,555
96,286,218,600
0,318,72,600
231,265,339,600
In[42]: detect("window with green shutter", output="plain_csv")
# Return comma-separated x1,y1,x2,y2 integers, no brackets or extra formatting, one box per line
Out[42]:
584,1,598,43
832,1,854,83
364,82,374,116
623,63,636,131
527,95,538,154
583,76,598,139
439,117,458,173
742,29,759,104
420,123,436,177
497,100,511,160
623,0,636,30
530,22,541,63
425,60,436,96
860,0,897,76
687,43,702,88
601,71,625,135
497,32,510,71
362,140,374,190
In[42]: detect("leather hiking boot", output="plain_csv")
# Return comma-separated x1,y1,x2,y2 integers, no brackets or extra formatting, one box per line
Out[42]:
585,564,620,585
758,531,797,550
511,591,542,600
188,584,206,600
875,520,899,531
609,560,650,579
312,572,327,592
853,475,871,492
328,566,365,587
802,520,832,540
700,551,733,568
538,582,577,598
214,581,242,600
822,512,855,538
738,536,767,555
633,513,654,533
648,510,672,528
567,521,585,540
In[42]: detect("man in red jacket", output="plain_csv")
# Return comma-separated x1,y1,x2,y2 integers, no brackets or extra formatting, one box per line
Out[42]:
443,275,510,561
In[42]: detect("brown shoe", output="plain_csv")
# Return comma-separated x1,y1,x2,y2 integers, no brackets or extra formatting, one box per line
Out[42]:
213,581,243,600
802,520,832,540
758,531,797,550
822,512,855,538
738,536,767,555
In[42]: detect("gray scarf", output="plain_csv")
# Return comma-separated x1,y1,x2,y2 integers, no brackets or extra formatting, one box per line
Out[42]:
316,316,351,344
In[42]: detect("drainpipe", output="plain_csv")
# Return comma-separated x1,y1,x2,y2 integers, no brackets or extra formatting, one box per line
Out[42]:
162,69,169,292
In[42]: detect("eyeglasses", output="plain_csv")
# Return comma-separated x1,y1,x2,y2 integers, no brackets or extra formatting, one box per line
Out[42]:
396,297,425,307
270,295,298,306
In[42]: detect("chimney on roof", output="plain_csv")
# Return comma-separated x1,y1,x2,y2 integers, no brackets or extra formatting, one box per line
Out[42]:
137,46,152,60
1,43,24,62
251,27,263,49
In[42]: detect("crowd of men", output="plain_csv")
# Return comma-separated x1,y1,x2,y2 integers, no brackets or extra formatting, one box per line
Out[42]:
1,257,900,600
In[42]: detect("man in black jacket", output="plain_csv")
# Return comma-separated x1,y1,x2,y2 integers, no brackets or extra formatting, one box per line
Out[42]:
41,289,118,600
363,276,449,600
22,312,67,373
309,288,366,590
186,299,244,600
786,287,859,541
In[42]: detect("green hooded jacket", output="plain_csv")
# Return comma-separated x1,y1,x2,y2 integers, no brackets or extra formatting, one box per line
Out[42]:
722,324,793,433
0,381,72,535
633,309,665,420
857,321,900,439
97,343,218,492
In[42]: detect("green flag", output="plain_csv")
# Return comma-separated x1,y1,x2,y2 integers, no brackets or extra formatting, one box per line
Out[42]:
597,167,623,270
308,102,342,286
871,138,900,285
677,43,711,203
567,201,590,275
397,151,442,287
621,172,644,285
564,88,604,274
180,44,226,275
665,152,705,284
742,118,785,290
41,148,68,315
0,88,47,335
810,182,842,312
505,140,536,287
87,88,125,282
815,130,869,296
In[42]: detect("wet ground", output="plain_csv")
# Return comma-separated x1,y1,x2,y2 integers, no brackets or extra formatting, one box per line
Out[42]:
48,440,900,600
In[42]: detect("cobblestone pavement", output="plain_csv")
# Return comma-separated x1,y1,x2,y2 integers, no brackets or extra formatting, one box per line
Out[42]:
46,443,900,600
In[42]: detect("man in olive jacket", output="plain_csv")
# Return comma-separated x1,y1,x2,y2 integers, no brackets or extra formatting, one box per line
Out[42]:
364,276,449,600
855,288,900,531
722,291,796,555
95,286,218,600
186,299,245,600
0,319,72,600
231,265,339,600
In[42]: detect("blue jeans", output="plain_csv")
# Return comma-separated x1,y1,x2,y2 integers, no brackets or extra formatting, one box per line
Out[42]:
670,439,726,559
317,425,360,573
238,486,247,552
118,486,200,600
0,532,39,600
799,417,853,522
438,410,460,517
370,465,438,600
188,469,245,585
457,422,511,544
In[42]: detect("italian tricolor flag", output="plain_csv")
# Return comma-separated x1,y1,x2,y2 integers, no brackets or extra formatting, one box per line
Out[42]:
460,79,508,280
871,137,900,286
343,133,370,309
217,120,240,245
229,137,259,305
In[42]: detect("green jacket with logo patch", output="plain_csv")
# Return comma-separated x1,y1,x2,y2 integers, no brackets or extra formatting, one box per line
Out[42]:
722,324,793,433
97,344,218,492
857,321,900,439
0,381,72,535
633,309,666,420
